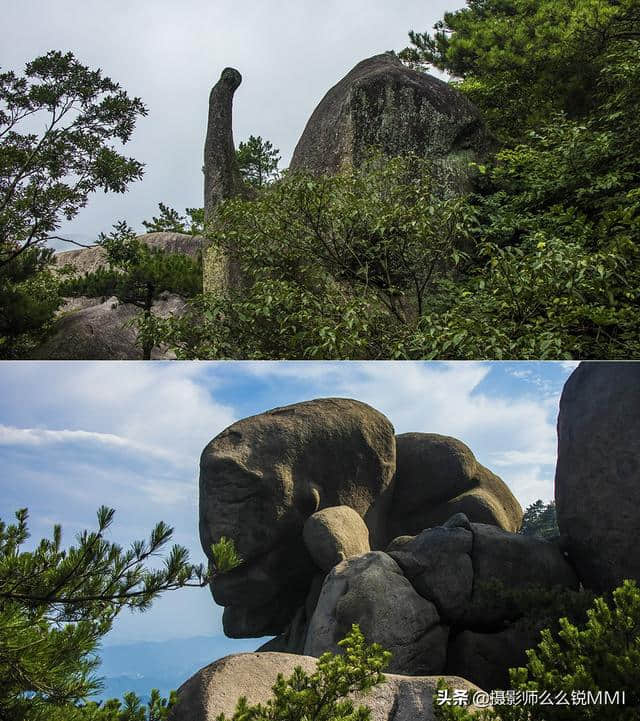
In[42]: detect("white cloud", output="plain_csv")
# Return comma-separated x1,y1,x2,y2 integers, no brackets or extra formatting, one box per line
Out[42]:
0,362,235,462
240,361,560,506
0,424,186,466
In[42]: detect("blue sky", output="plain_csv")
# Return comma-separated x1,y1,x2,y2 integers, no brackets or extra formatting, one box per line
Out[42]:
0,361,577,651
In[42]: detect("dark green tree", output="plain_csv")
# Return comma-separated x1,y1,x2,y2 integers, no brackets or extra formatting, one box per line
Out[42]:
0,246,59,358
0,50,147,356
61,222,202,360
235,135,280,188
0,507,207,721
142,203,204,236
519,500,559,539
0,50,147,267
400,0,639,142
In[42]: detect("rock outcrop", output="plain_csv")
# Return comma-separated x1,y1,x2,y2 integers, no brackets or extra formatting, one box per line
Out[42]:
304,551,448,675
168,651,486,721
202,67,251,294
30,293,186,360
389,433,522,538
54,232,203,277
203,68,246,220
555,361,640,592
303,506,371,572
32,232,202,360
197,394,591,691
290,53,489,193
199,398,396,638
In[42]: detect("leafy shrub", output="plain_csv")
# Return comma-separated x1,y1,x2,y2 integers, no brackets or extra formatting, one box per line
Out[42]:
215,624,391,721
434,580,640,721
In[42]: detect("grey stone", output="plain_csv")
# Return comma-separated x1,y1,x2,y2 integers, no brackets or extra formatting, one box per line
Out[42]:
303,505,371,572
446,624,540,691
389,433,522,540
30,293,186,360
465,523,579,627
203,68,246,220
389,525,473,621
290,53,489,193
200,399,396,637
304,551,448,675
168,651,486,721
54,232,203,278
555,361,640,592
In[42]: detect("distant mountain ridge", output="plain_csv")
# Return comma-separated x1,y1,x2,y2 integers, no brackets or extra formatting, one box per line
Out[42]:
94,635,263,703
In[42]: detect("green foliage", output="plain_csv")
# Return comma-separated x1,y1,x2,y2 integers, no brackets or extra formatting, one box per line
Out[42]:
215,624,391,721
519,500,559,539
0,50,146,267
434,581,640,720
0,508,206,721
210,536,242,574
395,3,640,359
0,245,61,358
155,153,475,359
400,0,639,143
142,203,204,236
60,221,202,359
46,689,177,721
235,135,280,188
0,50,146,356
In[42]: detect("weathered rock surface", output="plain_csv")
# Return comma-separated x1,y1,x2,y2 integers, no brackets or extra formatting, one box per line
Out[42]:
290,53,489,192
304,551,448,675
203,68,246,220
389,433,523,539
389,524,474,620
446,624,539,691
465,523,579,627
30,293,186,360
168,651,486,721
303,505,371,571
555,361,640,592
54,232,203,277
200,399,396,637
389,519,578,628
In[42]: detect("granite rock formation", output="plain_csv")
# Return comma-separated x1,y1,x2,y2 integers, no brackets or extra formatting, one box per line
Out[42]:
199,398,396,638
290,53,489,193
198,398,553,688
30,293,186,360
53,232,203,278
303,505,371,572
168,651,486,721
203,68,246,221
389,433,522,538
555,361,640,592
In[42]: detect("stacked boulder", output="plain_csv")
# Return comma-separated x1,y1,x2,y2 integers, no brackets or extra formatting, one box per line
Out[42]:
194,395,587,696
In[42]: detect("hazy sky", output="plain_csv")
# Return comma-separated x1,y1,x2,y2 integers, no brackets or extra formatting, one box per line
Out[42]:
1,360,577,651
3,0,460,246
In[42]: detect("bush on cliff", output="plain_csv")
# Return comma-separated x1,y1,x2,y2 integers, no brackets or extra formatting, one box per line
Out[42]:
215,624,391,721
435,579,640,721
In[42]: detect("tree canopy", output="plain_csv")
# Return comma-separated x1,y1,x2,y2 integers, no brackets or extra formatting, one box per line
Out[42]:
0,50,146,358
0,507,206,721
0,50,147,267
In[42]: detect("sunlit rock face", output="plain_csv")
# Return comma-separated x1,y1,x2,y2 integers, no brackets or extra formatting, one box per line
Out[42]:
199,398,396,637
389,433,523,539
